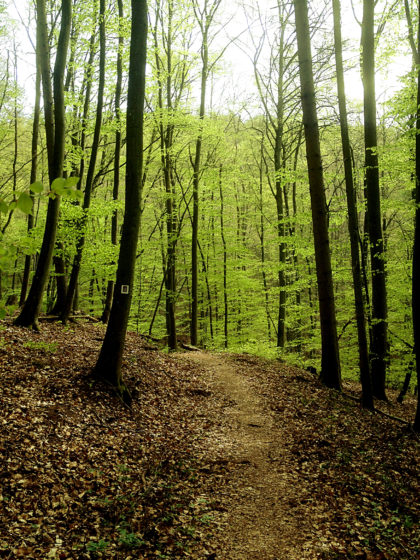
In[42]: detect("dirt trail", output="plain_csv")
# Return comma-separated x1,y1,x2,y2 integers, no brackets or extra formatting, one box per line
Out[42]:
177,350,313,560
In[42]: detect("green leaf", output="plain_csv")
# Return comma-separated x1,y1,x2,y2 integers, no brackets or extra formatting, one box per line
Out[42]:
17,192,33,214
64,176,80,188
30,181,44,194
0,199,8,214
51,177,66,194
73,189,84,201
0,306,6,320
8,201,16,211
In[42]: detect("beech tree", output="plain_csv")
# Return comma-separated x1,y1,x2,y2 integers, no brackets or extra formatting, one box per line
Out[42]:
403,0,420,431
61,0,106,324
333,0,373,408
251,1,300,348
190,0,222,346
361,0,388,400
101,0,124,324
93,0,148,399
414,13,420,432
293,0,341,389
14,0,71,330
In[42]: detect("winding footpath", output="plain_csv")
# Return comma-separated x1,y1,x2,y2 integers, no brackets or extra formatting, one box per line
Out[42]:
176,351,314,560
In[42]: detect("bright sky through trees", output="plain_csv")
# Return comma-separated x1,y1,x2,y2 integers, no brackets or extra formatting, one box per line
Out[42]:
7,0,411,113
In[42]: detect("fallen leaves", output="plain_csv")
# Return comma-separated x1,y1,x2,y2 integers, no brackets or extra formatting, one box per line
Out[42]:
0,322,418,559
0,321,216,559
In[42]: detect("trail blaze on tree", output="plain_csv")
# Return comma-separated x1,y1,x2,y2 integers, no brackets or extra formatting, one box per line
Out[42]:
92,0,147,397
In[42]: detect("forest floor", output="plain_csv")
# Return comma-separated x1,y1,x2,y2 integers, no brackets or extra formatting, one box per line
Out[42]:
0,320,419,560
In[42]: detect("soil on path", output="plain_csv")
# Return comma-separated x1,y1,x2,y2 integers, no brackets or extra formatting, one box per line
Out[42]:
177,350,314,560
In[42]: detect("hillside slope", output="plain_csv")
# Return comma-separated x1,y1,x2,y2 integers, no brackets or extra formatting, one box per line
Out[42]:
0,321,418,559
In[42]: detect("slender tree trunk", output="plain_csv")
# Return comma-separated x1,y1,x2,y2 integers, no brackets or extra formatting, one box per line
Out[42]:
190,31,207,347
412,1,420,433
50,23,97,317
8,47,19,307
219,165,228,348
274,11,287,348
361,0,388,400
93,0,147,400
61,0,106,324
191,0,221,345
19,54,41,306
102,0,124,324
14,0,71,330
153,0,178,350
258,141,272,341
333,0,373,409
293,0,341,389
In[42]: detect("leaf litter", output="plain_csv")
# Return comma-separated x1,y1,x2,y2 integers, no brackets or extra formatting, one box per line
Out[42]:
0,321,418,559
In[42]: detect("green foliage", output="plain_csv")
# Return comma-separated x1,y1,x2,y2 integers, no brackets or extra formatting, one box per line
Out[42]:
16,192,33,214
117,528,145,548
85,539,109,553
23,340,58,353
30,181,44,194
50,177,82,200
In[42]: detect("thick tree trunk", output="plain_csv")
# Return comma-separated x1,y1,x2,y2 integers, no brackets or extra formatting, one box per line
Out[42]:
361,0,388,400
14,0,71,330
333,0,373,409
294,0,341,389
93,0,147,399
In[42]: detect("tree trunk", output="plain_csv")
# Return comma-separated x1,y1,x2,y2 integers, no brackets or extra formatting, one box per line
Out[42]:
274,10,287,349
101,0,124,324
191,0,221,346
333,0,373,409
361,0,388,400
153,0,178,350
412,1,420,433
219,165,228,348
190,24,208,347
14,0,71,330
293,0,341,389
61,0,106,324
93,0,147,400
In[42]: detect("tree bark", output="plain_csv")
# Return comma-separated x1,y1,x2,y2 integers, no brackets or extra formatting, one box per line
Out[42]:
19,56,39,303
361,0,388,400
219,165,228,348
293,0,341,389
92,0,147,399
14,0,71,330
153,0,178,350
101,0,124,324
61,0,106,324
191,0,221,346
412,1,420,433
333,0,373,409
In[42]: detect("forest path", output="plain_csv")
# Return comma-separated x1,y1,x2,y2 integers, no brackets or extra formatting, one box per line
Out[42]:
176,350,312,560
